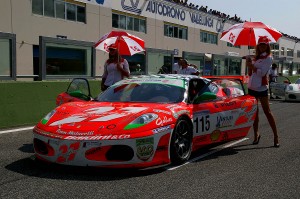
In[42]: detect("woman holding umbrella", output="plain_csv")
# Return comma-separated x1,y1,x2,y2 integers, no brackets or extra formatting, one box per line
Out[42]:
101,44,130,91
246,36,280,147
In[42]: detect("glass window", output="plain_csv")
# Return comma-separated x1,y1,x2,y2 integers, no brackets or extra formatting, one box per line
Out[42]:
32,0,43,15
287,48,294,57
32,0,86,23
134,18,139,31
140,19,146,33
127,16,133,30
182,29,187,40
281,47,285,55
200,31,218,44
45,43,92,76
112,12,146,33
55,1,65,19
66,3,76,21
174,27,178,38
164,24,187,40
0,32,15,80
44,0,55,17
77,6,86,23
0,39,11,76
119,15,126,29
112,13,119,28
297,50,300,58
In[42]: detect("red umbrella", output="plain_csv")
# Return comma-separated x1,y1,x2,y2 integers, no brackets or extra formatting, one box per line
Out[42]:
220,21,282,46
94,31,145,55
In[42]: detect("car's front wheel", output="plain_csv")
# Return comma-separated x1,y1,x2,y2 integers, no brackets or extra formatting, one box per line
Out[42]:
170,119,193,165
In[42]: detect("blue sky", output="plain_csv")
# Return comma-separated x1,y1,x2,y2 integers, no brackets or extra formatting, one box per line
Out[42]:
189,0,300,38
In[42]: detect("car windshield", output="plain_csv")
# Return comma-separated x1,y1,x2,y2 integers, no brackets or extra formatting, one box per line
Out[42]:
97,83,185,103
295,79,300,84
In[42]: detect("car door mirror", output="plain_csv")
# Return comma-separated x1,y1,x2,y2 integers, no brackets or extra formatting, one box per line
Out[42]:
193,92,217,104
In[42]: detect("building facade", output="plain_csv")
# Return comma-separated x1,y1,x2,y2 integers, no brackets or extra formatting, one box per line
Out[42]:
0,0,299,80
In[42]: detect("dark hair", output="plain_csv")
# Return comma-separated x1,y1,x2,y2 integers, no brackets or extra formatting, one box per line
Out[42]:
255,43,271,60
272,63,277,68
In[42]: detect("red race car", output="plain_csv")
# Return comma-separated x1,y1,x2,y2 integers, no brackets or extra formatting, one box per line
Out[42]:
33,75,257,169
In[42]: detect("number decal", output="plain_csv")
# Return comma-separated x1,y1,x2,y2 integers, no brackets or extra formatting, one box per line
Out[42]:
56,142,80,163
193,115,210,134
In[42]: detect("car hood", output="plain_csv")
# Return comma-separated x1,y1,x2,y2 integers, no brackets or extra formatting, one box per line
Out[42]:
35,101,184,138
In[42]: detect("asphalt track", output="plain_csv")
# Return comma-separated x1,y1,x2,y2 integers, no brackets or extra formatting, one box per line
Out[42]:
0,99,299,199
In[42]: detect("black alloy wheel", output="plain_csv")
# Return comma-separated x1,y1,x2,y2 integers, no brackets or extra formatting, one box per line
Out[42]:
170,119,192,165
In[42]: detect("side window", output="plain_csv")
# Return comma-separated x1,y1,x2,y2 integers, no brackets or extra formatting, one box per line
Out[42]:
212,79,245,98
188,79,206,102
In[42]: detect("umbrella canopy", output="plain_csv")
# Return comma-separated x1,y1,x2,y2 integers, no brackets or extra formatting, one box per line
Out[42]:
220,22,282,46
94,31,145,56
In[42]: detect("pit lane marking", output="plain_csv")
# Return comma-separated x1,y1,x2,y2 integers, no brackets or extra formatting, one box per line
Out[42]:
0,126,34,135
167,137,249,171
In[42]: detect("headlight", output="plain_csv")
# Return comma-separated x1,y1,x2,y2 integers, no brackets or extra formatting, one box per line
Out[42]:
41,110,56,125
124,113,158,129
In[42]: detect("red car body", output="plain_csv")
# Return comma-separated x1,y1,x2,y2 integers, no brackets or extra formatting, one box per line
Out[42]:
33,75,257,169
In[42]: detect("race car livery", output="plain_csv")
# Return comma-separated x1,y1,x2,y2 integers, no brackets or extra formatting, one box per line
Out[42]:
33,75,257,169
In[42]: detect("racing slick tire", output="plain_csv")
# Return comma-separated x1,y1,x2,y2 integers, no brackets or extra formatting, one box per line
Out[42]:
170,118,193,165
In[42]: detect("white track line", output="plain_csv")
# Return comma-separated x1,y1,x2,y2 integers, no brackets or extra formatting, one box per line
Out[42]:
0,126,34,135
167,137,249,170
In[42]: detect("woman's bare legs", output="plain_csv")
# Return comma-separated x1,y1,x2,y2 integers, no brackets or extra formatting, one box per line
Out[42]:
253,97,260,143
259,96,279,145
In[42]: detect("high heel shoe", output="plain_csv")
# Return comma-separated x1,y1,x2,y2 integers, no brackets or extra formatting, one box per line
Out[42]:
252,135,261,145
274,137,280,148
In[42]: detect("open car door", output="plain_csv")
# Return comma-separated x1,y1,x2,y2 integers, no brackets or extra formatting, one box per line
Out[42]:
56,78,93,106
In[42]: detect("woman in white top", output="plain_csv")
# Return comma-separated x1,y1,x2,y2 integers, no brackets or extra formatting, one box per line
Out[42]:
101,44,130,91
246,36,279,147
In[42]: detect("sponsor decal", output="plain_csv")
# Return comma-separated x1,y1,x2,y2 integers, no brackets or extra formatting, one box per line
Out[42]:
152,125,171,134
65,134,130,140
216,115,234,128
106,124,116,129
240,100,257,121
153,109,172,115
121,0,142,14
136,137,154,161
210,130,221,141
83,141,102,148
172,110,190,119
156,116,173,126
56,129,94,136
34,127,64,139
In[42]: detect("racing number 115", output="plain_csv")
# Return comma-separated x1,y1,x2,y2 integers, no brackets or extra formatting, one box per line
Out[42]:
194,115,210,134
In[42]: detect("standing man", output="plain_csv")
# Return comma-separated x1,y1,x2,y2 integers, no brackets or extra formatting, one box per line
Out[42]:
173,58,183,74
177,59,200,75
269,63,280,99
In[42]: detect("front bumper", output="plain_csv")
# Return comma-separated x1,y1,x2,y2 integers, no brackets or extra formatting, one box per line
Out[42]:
33,128,172,169
285,91,300,101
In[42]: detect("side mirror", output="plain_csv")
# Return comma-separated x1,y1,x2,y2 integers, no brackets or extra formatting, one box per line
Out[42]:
193,92,217,104
68,90,91,101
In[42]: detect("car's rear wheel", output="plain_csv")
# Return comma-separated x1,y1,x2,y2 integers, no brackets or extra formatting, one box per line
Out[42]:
170,119,193,165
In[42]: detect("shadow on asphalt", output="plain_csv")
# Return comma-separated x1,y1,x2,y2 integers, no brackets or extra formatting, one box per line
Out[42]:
5,156,166,181
6,140,277,180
